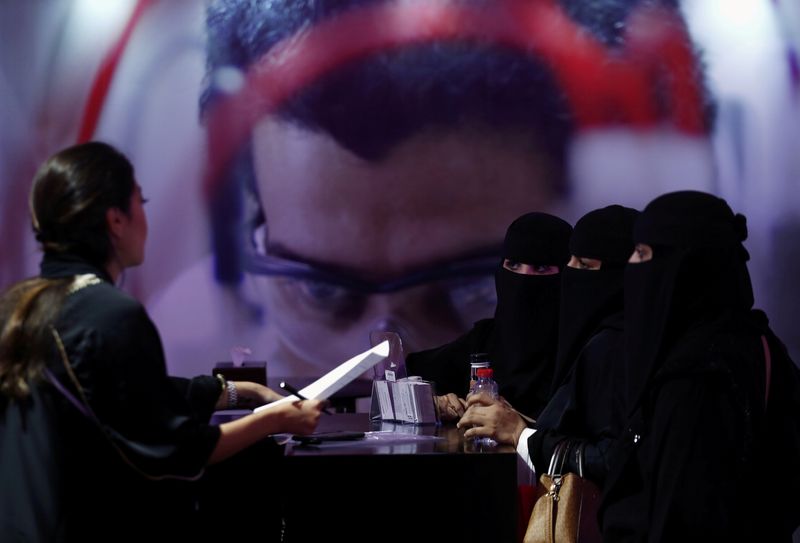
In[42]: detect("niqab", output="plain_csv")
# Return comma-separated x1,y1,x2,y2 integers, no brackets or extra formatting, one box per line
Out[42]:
551,205,638,393
623,190,753,416
489,212,571,417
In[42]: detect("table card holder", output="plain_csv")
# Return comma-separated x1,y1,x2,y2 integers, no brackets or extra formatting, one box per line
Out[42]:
369,331,439,424
369,331,402,422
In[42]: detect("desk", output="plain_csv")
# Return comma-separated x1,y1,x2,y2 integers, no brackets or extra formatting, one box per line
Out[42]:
281,414,518,542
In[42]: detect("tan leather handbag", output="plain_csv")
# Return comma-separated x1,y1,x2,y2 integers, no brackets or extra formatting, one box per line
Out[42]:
524,440,602,543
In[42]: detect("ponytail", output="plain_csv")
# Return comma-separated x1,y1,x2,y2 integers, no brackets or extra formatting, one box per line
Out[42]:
0,278,71,400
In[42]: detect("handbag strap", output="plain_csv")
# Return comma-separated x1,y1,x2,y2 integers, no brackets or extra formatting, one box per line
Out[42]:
546,439,588,478
546,440,571,477
47,326,101,423
45,326,204,482
575,441,586,478
760,334,771,410
44,366,94,420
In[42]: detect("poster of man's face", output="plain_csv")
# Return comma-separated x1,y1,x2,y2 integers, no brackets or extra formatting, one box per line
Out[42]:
1,0,798,381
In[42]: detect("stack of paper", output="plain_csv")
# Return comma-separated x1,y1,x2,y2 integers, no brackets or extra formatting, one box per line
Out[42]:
254,341,390,413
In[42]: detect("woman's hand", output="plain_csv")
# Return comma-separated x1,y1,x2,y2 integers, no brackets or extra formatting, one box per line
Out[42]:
457,394,527,446
276,398,329,435
436,393,468,421
211,397,328,463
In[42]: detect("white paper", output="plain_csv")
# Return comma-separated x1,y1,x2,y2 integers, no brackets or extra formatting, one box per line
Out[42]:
374,380,395,420
394,380,415,423
254,341,390,413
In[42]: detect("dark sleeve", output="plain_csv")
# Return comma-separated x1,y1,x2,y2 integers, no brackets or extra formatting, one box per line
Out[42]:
760,328,800,535
526,328,624,484
405,321,491,397
526,426,613,485
527,383,581,476
90,301,221,479
574,328,626,438
169,375,222,423
631,378,748,542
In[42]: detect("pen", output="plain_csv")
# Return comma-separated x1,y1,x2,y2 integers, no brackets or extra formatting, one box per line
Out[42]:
279,381,333,415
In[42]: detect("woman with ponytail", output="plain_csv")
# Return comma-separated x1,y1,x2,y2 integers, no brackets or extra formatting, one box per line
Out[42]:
0,142,326,541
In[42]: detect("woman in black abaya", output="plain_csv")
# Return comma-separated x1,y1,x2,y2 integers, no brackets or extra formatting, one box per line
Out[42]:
406,212,572,420
525,204,639,483
601,191,800,542
459,205,638,488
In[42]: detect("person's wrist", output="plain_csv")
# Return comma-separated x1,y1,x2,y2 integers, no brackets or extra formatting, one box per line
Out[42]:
226,380,238,409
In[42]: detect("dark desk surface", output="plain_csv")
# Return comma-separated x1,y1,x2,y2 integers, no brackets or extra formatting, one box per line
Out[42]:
280,414,519,543
286,412,517,456
206,411,520,541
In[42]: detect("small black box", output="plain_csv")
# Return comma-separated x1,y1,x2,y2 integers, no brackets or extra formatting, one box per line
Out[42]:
212,361,267,386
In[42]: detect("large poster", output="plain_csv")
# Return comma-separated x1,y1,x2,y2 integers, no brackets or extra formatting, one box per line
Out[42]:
1,0,798,381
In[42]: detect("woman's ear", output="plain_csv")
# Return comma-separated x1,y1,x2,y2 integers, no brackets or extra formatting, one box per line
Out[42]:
105,207,125,240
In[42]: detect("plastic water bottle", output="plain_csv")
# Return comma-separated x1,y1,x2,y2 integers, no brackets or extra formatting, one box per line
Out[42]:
469,367,499,448
468,352,491,395
471,367,498,400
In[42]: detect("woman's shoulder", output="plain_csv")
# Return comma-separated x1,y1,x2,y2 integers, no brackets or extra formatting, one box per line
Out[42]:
63,278,151,330
658,312,764,382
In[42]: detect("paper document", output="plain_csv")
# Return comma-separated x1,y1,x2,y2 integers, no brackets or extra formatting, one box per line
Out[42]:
254,341,390,413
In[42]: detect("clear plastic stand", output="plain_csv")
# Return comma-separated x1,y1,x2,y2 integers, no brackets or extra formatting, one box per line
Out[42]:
369,331,404,421
369,330,407,382
369,331,438,424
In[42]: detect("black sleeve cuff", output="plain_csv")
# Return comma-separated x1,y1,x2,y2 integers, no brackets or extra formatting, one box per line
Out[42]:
170,375,221,422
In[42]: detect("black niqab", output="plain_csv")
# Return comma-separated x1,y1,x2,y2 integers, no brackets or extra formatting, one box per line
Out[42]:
623,191,754,417
404,212,571,418
551,205,638,393
489,212,571,417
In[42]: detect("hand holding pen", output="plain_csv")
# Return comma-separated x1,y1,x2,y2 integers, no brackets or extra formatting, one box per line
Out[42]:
279,381,333,415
